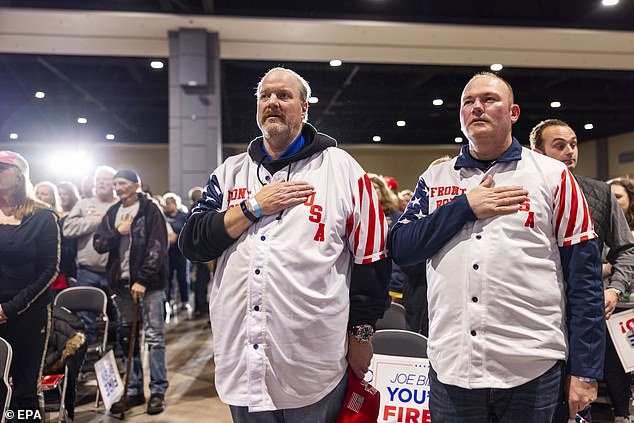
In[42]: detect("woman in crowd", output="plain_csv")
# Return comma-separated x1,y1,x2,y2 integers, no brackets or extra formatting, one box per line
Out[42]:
368,173,406,302
57,181,80,217
36,181,78,296
34,181,61,214
609,176,634,233
0,151,59,419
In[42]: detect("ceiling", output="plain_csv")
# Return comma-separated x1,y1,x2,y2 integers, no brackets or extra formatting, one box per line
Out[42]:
0,0,633,146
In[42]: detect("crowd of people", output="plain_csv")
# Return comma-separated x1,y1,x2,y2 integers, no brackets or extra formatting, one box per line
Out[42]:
0,154,211,421
0,68,633,423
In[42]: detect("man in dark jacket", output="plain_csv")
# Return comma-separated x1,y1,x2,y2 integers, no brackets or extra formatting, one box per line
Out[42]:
93,169,169,415
531,119,634,423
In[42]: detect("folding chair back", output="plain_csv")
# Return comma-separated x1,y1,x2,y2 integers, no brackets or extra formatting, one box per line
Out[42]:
54,286,109,355
375,302,407,330
373,329,428,358
54,286,109,409
0,337,13,423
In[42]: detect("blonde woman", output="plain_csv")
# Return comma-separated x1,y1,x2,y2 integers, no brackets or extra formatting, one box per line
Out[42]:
0,151,59,418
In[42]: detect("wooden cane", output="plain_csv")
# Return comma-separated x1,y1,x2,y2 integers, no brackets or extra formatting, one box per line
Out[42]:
120,299,140,420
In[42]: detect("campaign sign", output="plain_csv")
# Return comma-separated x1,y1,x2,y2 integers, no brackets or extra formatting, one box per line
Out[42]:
365,354,431,423
607,309,634,372
94,349,124,411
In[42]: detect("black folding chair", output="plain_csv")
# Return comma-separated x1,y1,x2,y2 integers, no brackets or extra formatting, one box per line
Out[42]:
0,337,13,423
53,287,110,408
373,329,428,358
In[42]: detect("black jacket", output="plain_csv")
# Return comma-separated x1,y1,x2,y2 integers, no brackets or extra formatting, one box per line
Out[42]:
93,193,168,291
0,208,58,318
179,123,390,328
44,305,86,372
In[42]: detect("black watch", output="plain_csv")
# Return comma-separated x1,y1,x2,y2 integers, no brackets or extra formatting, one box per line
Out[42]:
349,324,374,343
240,199,259,223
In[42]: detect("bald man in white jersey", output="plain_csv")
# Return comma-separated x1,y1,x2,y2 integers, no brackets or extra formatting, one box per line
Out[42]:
391,72,604,423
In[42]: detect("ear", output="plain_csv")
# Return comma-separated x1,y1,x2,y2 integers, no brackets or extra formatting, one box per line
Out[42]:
301,101,308,118
510,104,520,124
532,147,544,154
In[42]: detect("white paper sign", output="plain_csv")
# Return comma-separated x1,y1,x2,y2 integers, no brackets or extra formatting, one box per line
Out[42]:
606,308,634,372
365,354,431,423
94,349,124,411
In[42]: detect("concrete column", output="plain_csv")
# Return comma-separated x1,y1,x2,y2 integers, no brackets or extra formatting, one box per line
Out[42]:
168,29,222,201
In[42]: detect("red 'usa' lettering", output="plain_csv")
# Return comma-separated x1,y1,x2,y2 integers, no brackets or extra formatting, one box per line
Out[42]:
314,223,325,242
309,205,323,223
524,211,535,228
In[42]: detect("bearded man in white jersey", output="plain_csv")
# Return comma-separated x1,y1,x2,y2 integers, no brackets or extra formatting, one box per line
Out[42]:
179,67,390,423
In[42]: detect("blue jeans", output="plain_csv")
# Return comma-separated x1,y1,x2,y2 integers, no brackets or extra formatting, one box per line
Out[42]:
429,361,563,423
114,286,168,396
76,268,112,345
229,371,347,423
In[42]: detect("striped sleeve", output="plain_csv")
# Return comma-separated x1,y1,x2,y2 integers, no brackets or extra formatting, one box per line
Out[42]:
346,173,389,264
191,173,224,214
553,169,596,247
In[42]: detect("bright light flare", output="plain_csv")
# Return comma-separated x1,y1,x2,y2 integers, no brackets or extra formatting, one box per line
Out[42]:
49,151,93,177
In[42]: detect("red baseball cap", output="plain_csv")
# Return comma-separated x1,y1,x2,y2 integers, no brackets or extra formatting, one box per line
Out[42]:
336,368,380,423
383,175,398,191
0,151,29,178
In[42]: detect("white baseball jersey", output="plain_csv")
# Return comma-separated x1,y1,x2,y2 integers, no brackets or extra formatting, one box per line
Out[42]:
396,144,595,389
205,146,388,411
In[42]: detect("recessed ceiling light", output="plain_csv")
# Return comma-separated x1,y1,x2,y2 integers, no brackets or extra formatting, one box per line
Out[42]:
77,117,88,124
9,133,18,140
329,59,342,67
106,133,116,140
308,96,319,104
584,123,594,130
35,91,45,99
372,136,381,142
550,101,562,108
454,137,463,143
602,0,618,5
150,61,164,69
490,64,504,71
433,99,444,106
396,120,406,127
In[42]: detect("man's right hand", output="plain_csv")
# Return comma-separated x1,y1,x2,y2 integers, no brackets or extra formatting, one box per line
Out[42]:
466,175,528,219
117,221,131,235
255,181,314,216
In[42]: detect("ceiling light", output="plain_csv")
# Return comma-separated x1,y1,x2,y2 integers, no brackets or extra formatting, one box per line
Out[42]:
396,120,406,127
9,133,18,140
584,123,594,130
454,137,463,143
490,64,504,71
77,117,88,124
308,96,319,104
106,133,116,140
550,101,561,108
329,59,342,67
432,99,444,106
150,61,164,69
372,136,381,142
602,0,618,5
35,91,45,99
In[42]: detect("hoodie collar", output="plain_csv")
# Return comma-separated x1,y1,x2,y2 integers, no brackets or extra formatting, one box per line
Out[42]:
455,137,523,171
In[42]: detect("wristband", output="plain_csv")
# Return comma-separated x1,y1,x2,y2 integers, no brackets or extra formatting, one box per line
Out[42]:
248,195,263,218
574,376,596,383
240,200,259,223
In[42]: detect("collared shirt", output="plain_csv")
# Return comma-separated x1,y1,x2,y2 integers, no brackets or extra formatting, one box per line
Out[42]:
392,139,597,389
203,147,388,411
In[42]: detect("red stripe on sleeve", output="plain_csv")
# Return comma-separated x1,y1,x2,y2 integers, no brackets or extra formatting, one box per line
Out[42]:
354,178,363,253
554,170,567,237
564,172,579,240
363,175,377,258
572,174,591,234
